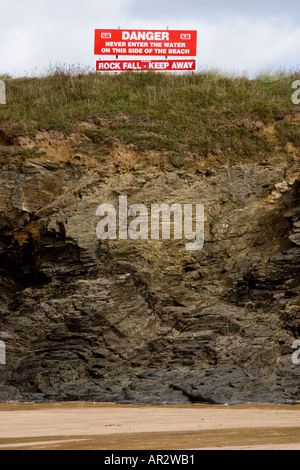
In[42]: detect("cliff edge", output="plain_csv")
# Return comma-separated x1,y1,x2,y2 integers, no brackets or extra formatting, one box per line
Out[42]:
0,71,299,403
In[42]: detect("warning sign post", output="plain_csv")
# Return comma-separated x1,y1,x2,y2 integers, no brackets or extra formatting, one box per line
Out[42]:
95,29,197,72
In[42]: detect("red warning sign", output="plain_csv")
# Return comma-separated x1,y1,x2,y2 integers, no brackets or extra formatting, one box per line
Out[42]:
95,29,197,56
96,60,197,72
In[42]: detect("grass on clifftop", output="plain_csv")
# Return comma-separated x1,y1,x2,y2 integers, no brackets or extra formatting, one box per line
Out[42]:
0,67,299,158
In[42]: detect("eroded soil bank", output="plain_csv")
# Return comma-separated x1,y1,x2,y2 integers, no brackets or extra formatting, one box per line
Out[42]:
1,73,300,404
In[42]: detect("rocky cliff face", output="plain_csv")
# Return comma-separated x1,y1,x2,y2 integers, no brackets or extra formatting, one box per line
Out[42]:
0,123,299,404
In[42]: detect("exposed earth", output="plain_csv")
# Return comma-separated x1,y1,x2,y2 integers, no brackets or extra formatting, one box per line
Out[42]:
0,113,299,404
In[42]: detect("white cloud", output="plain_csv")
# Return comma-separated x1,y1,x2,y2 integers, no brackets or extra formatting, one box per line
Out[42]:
196,17,300,75
0,0,129,76
126,0,300,24
0,0,299,76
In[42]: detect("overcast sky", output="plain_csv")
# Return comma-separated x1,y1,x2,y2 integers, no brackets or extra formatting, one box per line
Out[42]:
0,0,299,76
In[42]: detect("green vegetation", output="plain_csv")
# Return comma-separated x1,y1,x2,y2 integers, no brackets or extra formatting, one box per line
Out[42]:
20,146,46,161
210,213,220,228
0,67,299,158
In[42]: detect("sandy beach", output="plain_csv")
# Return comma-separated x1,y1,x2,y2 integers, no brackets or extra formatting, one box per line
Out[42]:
0,403,299,450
